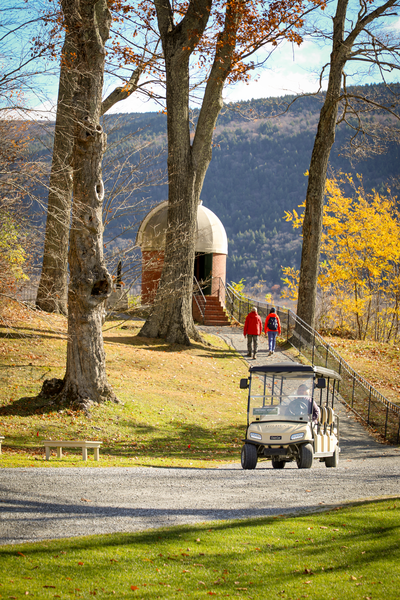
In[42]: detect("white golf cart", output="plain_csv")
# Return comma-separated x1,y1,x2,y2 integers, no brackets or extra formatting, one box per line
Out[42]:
240,363,341,469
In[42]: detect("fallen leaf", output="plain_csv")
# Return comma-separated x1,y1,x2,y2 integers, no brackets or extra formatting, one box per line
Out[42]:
78,562,84,566
43,585,56,588
81,498,91,502
130,586,139,591
304,580,312,584
18,552,26,557
350,575,357,581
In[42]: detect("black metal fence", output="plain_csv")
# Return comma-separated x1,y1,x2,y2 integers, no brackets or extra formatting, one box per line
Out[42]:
225,284,400,444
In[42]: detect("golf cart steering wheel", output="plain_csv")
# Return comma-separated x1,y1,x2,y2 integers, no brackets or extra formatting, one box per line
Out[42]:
288,399,308,416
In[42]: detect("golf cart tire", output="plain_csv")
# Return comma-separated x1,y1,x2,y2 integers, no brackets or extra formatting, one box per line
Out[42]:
297,443,313,469
241,443,258,470
325,446,339,468
271,459,285,469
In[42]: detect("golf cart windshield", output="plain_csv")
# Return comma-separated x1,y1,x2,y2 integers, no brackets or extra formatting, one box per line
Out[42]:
248,371,315,423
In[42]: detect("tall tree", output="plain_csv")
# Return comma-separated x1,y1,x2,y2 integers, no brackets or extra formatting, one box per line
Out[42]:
138,0,323,345
52,0,117,409
36,1,152,315
296,0,400,328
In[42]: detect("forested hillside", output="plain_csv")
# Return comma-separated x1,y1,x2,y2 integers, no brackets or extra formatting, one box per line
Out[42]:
33,83,400,293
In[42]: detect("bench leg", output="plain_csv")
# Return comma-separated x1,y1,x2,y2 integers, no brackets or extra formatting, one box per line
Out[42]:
45,446,50,460
94,447,100,461
82,447,88,461
57,447,62,459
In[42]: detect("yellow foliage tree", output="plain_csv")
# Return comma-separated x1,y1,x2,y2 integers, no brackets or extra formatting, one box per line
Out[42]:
282,175,400,341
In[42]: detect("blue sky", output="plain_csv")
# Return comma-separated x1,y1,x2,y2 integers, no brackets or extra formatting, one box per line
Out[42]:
15,4,400,118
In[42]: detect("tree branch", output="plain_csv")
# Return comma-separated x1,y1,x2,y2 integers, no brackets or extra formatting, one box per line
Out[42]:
101,65,143,115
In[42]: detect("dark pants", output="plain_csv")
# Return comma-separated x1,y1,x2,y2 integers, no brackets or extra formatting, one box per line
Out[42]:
247,335,259,355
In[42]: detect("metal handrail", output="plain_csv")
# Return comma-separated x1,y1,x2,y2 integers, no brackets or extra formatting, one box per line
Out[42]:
223,284,400,444
193,276,206,323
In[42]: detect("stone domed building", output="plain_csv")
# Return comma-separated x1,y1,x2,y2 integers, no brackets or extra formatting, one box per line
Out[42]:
136,201,229,325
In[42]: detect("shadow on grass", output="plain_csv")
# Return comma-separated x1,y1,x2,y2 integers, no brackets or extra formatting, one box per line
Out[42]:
103,333,239,360
0,394,59,417
0,325,67,341
0,497,399,580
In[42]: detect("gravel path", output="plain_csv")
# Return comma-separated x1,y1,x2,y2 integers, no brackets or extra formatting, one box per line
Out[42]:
1,326,399,546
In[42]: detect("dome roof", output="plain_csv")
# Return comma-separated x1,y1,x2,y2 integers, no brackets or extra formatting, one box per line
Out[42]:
136,201,228,255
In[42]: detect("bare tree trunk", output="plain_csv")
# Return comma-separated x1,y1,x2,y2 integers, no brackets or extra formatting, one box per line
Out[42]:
297,0,397,328
42,0,117,410
139,26,200,344
36,33,142,315
140,0,240,345
36,33,76,315
296,0,349,328
139,1,211,345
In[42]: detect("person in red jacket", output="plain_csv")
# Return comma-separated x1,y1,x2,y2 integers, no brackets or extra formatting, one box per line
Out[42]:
264,307,281,355
243,307,262,359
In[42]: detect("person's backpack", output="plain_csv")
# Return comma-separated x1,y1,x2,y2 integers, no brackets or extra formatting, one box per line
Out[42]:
267,315,278,331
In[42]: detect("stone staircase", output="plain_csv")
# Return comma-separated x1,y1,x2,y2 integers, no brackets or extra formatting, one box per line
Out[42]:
193,295,230,326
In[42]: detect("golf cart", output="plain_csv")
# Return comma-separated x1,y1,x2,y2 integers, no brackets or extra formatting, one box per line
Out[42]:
240,363,341,469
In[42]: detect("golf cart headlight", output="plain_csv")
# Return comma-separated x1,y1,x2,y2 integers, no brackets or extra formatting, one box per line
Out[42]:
250,432,262,440
290,432,305,440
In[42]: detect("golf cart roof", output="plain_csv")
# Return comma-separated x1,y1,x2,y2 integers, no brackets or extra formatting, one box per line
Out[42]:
249,362,341,381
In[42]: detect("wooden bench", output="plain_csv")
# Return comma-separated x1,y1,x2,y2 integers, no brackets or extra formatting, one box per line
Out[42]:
0,436,4,454
43,440,102,461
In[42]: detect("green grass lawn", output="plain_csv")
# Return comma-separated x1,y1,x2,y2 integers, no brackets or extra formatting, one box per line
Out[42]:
1,499,399,599
0,302,249,468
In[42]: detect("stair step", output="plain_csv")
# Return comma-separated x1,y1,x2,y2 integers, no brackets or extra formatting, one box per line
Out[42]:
193,294,230,325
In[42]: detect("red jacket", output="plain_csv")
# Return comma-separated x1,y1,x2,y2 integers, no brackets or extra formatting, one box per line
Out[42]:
264,312,281,334
243,311,262,336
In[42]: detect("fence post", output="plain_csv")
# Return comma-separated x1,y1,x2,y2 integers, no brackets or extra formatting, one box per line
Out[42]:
311,330,315,366
351,377,355,408
384,405,389,440
337,360,342,395
367,386,372,425
325,345,329,368
286,311,290,343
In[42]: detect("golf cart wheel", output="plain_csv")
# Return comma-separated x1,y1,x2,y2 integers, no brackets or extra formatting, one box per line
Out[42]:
325,446,339,468
296,443,313,469
241,444,258,470
271,459,285,469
